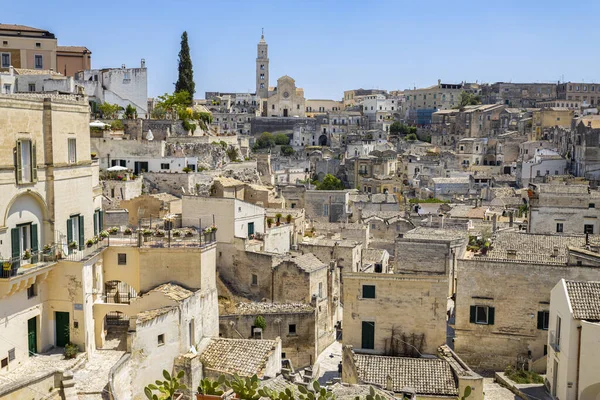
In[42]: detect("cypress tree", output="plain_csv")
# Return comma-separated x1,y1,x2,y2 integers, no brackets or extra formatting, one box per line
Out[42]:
175,31,195,105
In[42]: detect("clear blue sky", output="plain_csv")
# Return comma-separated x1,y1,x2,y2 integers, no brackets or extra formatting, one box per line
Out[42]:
5,0,600,99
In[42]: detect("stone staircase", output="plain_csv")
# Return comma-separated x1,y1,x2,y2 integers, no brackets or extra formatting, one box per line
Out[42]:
61,371,78,400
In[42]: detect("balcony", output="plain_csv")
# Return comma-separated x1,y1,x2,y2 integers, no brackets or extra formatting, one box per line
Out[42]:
1,245,60,279
549,330,560,352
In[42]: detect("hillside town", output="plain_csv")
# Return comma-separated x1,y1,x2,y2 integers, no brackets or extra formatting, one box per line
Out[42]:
1,20,600,400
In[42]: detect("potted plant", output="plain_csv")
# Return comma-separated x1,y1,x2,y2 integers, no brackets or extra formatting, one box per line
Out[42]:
92,237,99,244
154,229,165,237
173,230,181,237
197,376,226,400
266,218,273,228
22,250,31,260
275,213,282,226
68,241,78,250
64,342,78,359
185,230,194,237
91,152,97,159
109,227,119,235
100,230,109,239
124,228,133,235
142,229,153,237
86,239,94,248
210,225,218,232
286,214,292,224
3,261,12,271
43,244,52,254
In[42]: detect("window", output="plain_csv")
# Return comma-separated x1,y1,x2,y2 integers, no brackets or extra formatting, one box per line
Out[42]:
118,253,127,265
251,274,258,286
288,324,296,335
16,139,36,184
1,53,10,68
34,55,43,69
27,283,37,299
35,42,41,48
157,334,165,346
8,348,15,362
323,204,329,217
361,321,375,349
2,41,7,46
160,163,169,170
68,138,76,164
1,358,7,368
556,316,562,347
469,305,495,325
590,203,595,209
260,64,265,70
272,105,275,110
318,282,323,298
584,224,594,234
556,223,563,233
28,83,36,92
362,285,376,299
260,74,264,80
537,311,549,330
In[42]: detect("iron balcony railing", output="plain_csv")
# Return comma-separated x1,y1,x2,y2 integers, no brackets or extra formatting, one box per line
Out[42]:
1,244,60,278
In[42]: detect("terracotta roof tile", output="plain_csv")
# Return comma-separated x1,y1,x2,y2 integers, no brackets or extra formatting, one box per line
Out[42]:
565,280,600,320
199,338,278,377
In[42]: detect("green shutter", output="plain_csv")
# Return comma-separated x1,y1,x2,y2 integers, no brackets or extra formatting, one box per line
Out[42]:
488,307,495,325
361,321,375,350
537,311,544,330
11,228,20,268
67,219,73,251
15,140,22,184
78,215,85,250
31,224,38,263
93,211,98,236
469,306,477,324
31,141,37,182
99,211,104,231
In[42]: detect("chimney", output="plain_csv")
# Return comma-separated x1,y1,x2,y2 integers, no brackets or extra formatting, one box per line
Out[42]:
9,65,14,76
141,58,146,68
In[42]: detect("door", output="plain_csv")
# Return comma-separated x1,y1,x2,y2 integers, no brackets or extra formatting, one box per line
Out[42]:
552,359,558,397
361,321,375,350
283,109,288,117
55,312,70,347
27,317,37,355
248,222,255,236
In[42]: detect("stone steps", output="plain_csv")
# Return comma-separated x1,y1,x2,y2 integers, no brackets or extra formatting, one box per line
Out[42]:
62,371,78,400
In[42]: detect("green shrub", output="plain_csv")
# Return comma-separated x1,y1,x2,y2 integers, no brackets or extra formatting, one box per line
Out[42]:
504,366,544,384
111,120,124,130
64,343,78,359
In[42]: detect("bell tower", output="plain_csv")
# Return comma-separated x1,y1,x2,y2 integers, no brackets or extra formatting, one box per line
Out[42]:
256,29,269,99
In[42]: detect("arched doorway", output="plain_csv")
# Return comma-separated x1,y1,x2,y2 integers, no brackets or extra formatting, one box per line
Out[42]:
318,135,328,146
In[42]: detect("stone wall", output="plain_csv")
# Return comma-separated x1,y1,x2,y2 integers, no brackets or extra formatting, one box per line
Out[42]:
251,117,316,135
454,258,600,371
143,172,214,197
343,272,448,356
219,310,316,368
103,209,129,228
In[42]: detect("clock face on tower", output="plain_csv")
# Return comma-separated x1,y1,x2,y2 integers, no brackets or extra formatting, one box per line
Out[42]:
283,91,290,98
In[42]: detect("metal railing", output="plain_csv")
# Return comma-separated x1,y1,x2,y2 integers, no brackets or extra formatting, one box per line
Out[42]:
1,245,60,278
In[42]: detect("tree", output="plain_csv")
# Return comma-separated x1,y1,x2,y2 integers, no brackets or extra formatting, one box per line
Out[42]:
98,102,122,119
175,31,194,104
406,133,417,141
316,174,345,190
256,132,275,149
457,91,481,109
124,104,137,119
281,145,294,156
274,133,290,145
155,91,191,120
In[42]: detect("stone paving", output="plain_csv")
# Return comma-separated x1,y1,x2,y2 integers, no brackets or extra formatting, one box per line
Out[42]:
73,349,125,399
483,378,523,400
316,340,342,385
0,348,85,386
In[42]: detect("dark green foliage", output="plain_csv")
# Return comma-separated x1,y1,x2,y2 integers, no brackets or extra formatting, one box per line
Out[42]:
274,133,290,145
255,132,275,149
64,343,78,359
389,122,416,136
227,146,240,161
406,133,417,141
315,174,345,190
198,376,226,395
98,102,122,119
457,91,481,108
175,31,194,104
124,104,137,119
281,145,294,156
254,315,266,330
111,120,124,130
144,370,187,400
504,366,544,384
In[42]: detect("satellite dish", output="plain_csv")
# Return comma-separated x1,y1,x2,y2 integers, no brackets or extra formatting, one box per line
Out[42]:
146,129,154,141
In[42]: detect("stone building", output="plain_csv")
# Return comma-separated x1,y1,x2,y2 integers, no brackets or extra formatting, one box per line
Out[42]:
453,231,600,371
266,76,306,118
527,183,600,235
557,81,600,107
481,82,556,108
546,279,600,400
219,302,317,368
304,190,352,223
299,237,363,274
0,24,58,71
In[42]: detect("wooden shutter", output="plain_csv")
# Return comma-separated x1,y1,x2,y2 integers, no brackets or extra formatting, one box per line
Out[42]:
488,307,495,325
361,321,375,350
31,141,37,182
93,211,98,236
67,219,73,245
99,211,104,231
469,305,477,324
31,224,38,263
78,215,85,250
11,228,20,268
15,140,22,184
